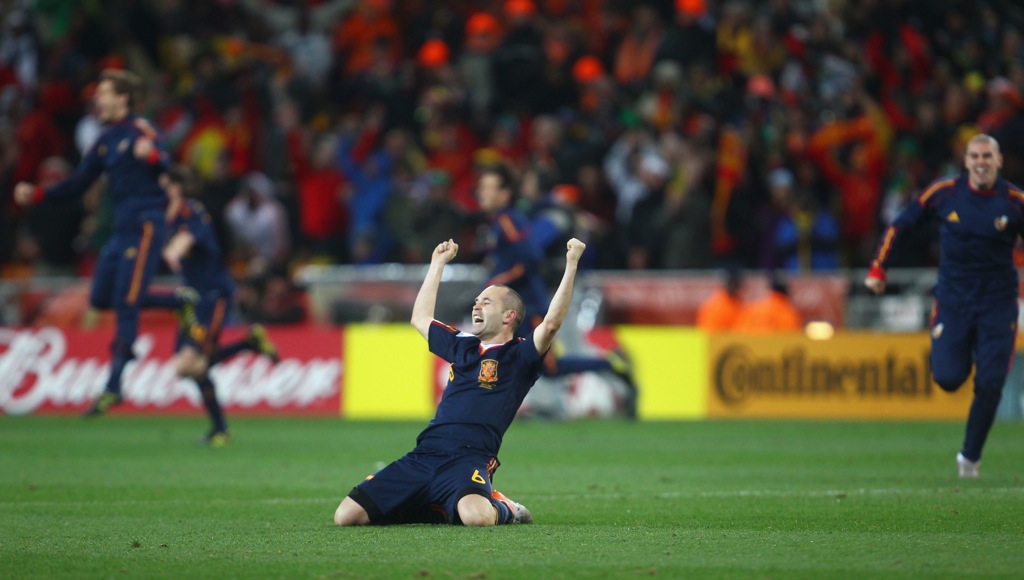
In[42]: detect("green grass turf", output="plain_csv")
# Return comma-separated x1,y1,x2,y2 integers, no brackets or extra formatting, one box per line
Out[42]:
2,417,1023,579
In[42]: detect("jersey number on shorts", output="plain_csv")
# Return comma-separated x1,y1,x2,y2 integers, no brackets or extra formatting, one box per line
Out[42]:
471,470,487,484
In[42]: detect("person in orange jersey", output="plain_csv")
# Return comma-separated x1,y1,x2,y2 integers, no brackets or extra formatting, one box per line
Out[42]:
733,274,802,334
696,268,743,332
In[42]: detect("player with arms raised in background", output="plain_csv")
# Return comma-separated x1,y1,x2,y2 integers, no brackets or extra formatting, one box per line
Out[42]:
14,69,186,416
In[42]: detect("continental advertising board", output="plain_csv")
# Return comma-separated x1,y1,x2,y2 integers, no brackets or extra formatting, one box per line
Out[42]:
706,333,973,418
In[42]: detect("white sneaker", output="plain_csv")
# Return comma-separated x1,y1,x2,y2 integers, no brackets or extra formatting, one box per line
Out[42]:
957,452,980,479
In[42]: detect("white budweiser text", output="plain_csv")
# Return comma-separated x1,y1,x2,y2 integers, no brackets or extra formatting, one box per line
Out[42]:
0,328,341,414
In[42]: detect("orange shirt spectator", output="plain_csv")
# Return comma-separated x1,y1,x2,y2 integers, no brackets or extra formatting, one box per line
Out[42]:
332,0,401,76
613,5,662,87
696,270,743,332
697,288,742,332
805,96,890,244
734,282,802,334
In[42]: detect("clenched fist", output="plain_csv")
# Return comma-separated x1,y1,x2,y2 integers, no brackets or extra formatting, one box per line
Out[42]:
566,238,586,264
13,182,38,206
432,239,459,265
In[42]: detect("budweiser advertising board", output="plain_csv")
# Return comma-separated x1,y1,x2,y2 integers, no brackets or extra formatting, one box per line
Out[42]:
0,325,342,415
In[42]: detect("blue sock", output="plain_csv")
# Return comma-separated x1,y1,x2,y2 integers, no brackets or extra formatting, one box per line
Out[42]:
197,376,227,433
208,339,254,367
105,309,139,395
490,498,514,525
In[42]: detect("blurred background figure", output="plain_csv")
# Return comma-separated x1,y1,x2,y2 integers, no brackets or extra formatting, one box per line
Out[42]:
224,172,291,275
733,273,803,334
296,134,348,264
696,268,743,333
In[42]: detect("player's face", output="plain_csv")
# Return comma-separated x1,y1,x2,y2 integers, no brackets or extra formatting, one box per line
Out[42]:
93,80,128,123
476,173,508,214
471,286,510,341
964,139,1002,190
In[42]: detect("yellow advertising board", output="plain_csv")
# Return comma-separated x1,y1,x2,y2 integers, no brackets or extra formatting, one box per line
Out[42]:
343,324,435,419
615,326,707,419
706,333,974,419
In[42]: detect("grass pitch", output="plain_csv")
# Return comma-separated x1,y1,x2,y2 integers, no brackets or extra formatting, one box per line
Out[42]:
2,416,1023,578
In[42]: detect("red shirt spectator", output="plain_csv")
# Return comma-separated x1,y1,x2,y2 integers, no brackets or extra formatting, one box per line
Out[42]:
298,141,348,242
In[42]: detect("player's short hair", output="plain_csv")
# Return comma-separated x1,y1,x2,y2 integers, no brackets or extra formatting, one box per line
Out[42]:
494,285,526,331
480,163,518,198
99,69,142,110
167,165,198,197
967,133,1001,155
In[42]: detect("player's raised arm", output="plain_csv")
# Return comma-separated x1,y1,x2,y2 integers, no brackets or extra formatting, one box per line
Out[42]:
533,238,585,354
14,145,105,206
411,239,459,340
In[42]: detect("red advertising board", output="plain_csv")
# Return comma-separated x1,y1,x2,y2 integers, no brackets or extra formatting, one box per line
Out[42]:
0,325,342,415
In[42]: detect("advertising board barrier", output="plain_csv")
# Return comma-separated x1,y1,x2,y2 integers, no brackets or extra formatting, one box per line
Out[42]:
706,332,974,419
0,325,342,415
7,324,1006,420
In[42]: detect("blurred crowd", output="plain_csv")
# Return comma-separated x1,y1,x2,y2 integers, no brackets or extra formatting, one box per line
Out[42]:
2,0,1024,291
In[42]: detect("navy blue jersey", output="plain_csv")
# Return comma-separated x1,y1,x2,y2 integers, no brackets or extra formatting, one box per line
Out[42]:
45,114,169,230
170,199,235,298
416,320,545,456
873,174,1024,302
483,207,550,320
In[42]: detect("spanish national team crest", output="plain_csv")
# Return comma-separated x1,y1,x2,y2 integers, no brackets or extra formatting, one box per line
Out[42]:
995,215,1008,231
478,359,499,387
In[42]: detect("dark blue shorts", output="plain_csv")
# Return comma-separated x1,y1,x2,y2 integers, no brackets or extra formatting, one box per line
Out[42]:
348,446,500,525
90,221,165,311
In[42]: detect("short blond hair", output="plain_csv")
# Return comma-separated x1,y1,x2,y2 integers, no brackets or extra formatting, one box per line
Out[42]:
967,133,1001,155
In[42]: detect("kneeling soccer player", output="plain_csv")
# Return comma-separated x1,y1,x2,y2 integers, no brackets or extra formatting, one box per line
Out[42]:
334,237,587,526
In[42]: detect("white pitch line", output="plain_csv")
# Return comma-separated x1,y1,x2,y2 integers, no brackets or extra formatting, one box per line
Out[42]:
5,487,1024,509
529,486,1024,501
663,487,1024,499
0,496,339,508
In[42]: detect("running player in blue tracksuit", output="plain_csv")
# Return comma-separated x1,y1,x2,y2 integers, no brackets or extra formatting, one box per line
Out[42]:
14,69,175,416
475,165,638,417
153,167,278,445
866,134,1024,478
333,237,587,526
